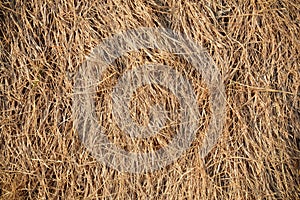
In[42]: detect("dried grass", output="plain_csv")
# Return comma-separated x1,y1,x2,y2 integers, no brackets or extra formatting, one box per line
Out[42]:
0,0,299,199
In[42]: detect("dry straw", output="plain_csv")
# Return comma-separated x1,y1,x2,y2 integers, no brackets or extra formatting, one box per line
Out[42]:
0,0,299,199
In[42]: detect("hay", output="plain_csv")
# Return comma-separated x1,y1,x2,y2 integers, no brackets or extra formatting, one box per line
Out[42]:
0,0,299,199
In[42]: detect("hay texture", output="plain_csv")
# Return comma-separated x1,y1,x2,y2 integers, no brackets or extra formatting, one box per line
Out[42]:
0,0,299,199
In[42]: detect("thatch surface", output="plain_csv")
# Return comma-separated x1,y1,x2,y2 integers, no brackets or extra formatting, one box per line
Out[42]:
0,0,299,199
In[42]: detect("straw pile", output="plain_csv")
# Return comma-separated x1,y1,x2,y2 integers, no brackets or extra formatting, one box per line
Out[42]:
0,0,299,199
